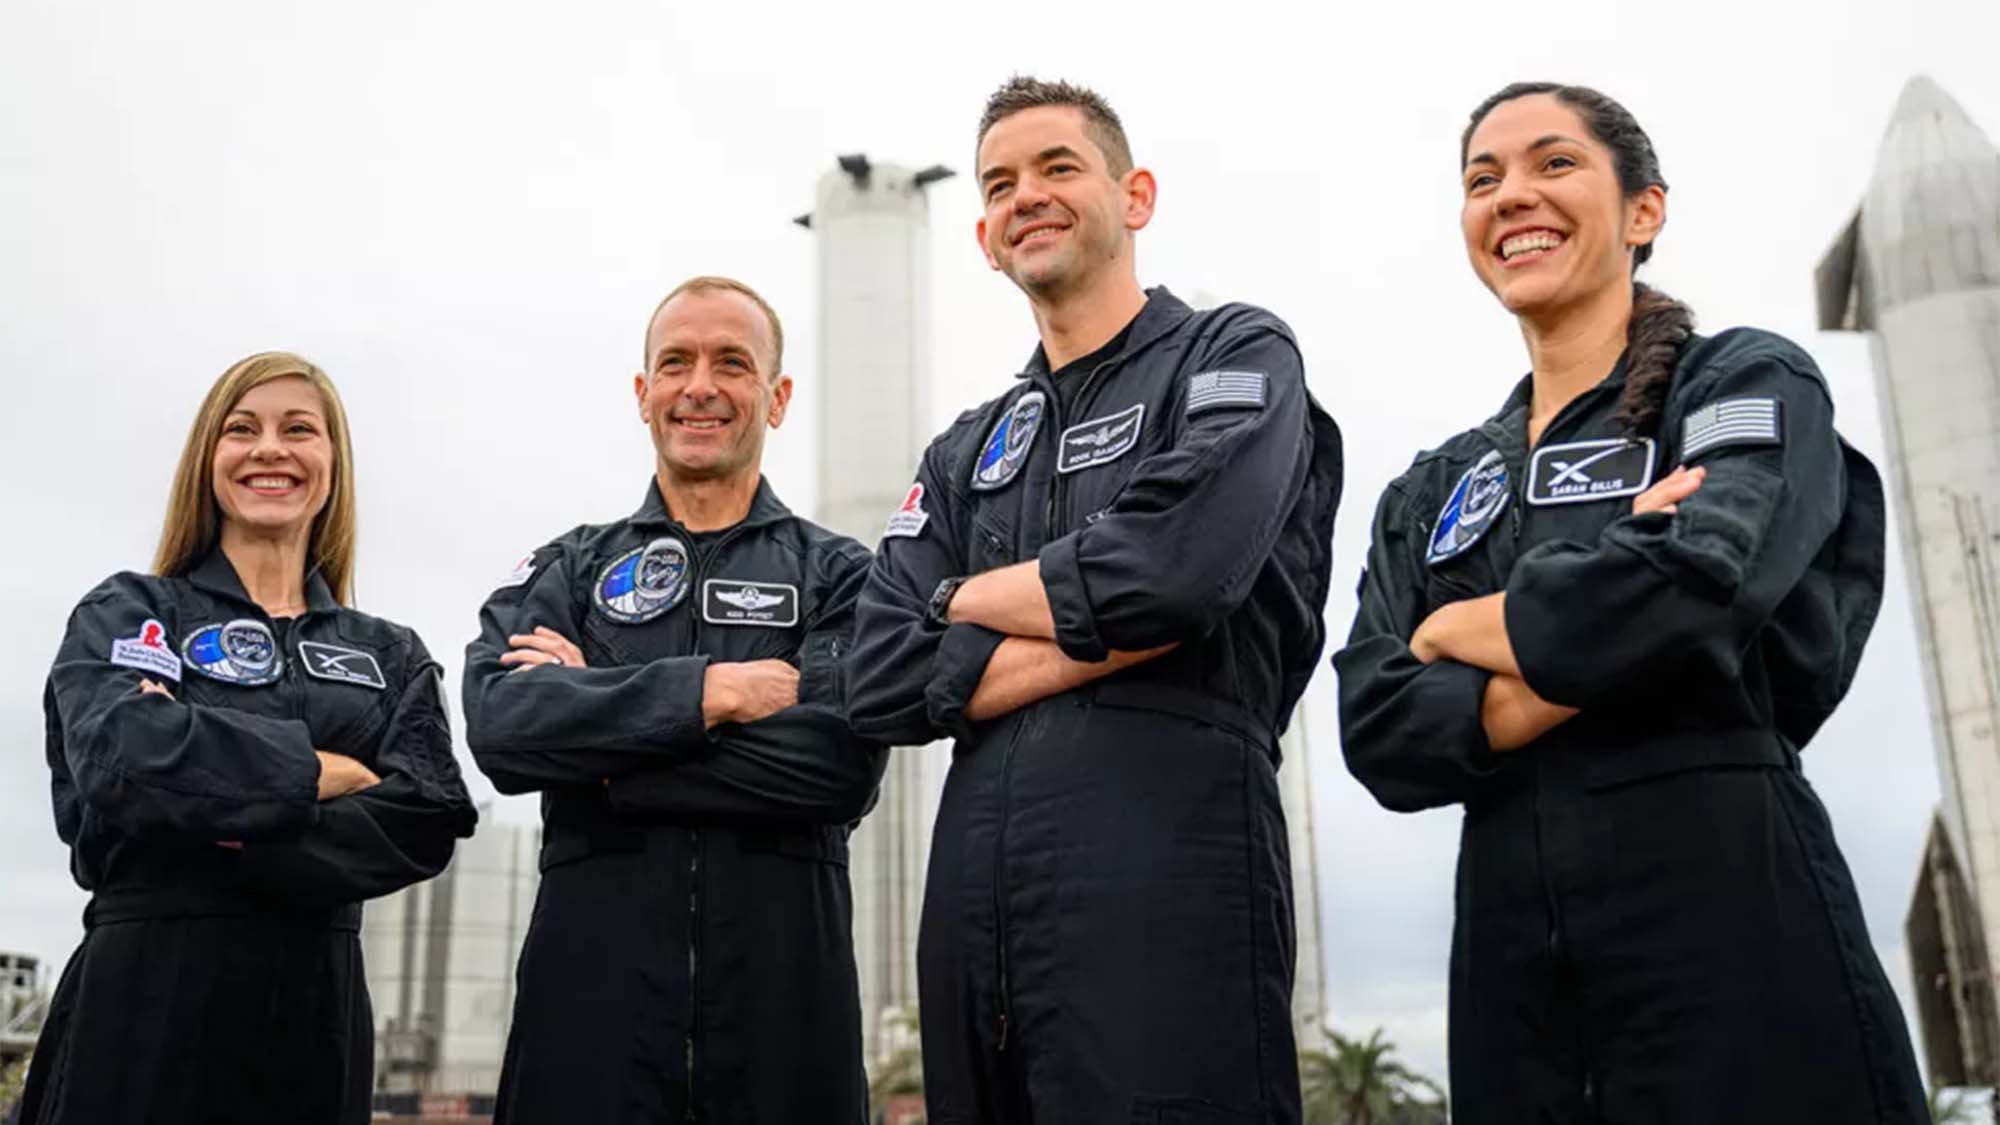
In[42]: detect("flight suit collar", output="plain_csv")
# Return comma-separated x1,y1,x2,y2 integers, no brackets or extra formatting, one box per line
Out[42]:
185,546,338,614
1014,286,1197,380
628,475,793,535
1487,350,1634,444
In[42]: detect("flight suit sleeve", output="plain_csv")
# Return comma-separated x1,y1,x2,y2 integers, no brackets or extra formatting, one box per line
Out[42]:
1333,481,1510,812
1037,324,1312,661
45,577,321,843
237,637,479,905
606,546,891,824
1505,350,1844,708
463,539,715,794
846,439,1007,744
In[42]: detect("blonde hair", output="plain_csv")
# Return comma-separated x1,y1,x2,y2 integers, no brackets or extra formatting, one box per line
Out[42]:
152,351,359,605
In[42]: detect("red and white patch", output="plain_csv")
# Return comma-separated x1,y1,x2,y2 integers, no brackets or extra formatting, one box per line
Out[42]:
110,618,182,682
883,483,930,539
497,552,537,590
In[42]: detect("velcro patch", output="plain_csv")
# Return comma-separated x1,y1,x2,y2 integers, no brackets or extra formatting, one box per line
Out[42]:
703,579,800,628
110,618,182,682
300,641,387,690
1057,403,1145,474
1682,396,1782,461
1186,370,1267,416
497,552,537,590
1527,438,1656,506
884,483,930,539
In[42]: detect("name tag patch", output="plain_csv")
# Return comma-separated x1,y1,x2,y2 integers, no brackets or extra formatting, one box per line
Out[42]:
703,579,800,628
299,641,387,690
1057,403,1145,474
1186,370,1267,416
1527,438,1656,506
110,618,182,682
1683,396,1783,460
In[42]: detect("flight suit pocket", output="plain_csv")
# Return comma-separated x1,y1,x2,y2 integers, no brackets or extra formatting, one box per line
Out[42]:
799,630,845,708
970,514,1014,573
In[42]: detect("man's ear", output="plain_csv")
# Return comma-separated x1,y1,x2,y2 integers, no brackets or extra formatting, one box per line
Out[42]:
1122,167,1158,232
766,375,795,429
633,372,648,421
976,216,1001,271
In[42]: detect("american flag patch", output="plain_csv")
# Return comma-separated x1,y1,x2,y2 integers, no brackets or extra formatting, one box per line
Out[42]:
1682,396,1783,460
1186,370,1267,416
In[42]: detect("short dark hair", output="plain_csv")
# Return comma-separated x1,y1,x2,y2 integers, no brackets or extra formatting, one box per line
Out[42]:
644,275,785,375
976,75,1133,177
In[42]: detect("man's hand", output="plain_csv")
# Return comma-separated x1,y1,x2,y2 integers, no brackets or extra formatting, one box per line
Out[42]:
701,660,800,728
314,751,382,801
500,626,588,670
1632,464,1705,516
138,678,175,699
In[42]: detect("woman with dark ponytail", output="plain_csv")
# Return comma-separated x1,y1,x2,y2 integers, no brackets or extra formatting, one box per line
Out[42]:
1335,84,1926,1121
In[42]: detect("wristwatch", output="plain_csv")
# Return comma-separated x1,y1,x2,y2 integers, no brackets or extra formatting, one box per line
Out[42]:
927,576,968,626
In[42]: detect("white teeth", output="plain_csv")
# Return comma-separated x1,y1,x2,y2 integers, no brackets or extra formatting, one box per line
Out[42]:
246,476,297,489
678,419,724,429
1501,231,1564,260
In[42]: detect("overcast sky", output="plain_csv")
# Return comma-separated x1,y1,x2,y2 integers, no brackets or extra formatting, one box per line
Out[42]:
4,0,1997,1087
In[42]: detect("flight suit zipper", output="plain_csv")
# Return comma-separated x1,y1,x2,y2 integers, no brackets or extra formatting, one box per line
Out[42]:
992,718,1025,1052
677,521,749,1120
1040,359,1119,543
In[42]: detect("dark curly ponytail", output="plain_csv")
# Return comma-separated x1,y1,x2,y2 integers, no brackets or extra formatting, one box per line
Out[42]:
1462,82,1694,435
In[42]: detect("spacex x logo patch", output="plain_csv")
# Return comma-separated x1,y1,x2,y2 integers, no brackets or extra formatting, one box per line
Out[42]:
1527,438,1656,506
299,641,387,690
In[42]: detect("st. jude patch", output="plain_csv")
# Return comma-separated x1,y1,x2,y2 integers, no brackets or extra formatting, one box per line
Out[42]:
884,483,930,539
110,618,183,682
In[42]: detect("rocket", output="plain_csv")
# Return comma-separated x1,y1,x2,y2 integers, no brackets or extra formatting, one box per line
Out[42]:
1818,76,2000,1089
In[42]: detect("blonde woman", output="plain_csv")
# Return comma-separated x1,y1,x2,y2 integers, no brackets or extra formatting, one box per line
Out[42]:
23,352,477,1125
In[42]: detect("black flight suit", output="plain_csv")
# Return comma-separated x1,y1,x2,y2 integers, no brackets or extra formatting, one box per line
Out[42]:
1335,328,1927,1123
24,550,477,1125
848,288,1343,1125
464,478,888,1125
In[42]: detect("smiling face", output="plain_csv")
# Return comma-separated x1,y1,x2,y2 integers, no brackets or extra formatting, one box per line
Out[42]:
1460,94,1664,319
633,288,792,485
975,105,1154,303
209,375,335,541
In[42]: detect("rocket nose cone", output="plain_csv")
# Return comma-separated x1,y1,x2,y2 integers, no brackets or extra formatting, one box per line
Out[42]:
1878,74,1997,160
1891,75,1980,134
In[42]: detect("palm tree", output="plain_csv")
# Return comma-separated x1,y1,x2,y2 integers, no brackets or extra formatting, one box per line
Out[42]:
1298,1028,1446,1125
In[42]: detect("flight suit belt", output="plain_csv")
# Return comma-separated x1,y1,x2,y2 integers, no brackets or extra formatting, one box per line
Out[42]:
1074,680,1278,758
85,884,362,930
1545,725,1798,793
539,819,850,871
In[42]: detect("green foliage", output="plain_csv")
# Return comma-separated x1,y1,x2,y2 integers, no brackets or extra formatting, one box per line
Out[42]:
1926,1085,1982,1124
1298,1028,1447,1125
869,1005,924,1123
0,1051,32,1118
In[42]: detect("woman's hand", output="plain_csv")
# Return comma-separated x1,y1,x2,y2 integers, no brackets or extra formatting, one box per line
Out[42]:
314,751,381,801
1632,464,1705,515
